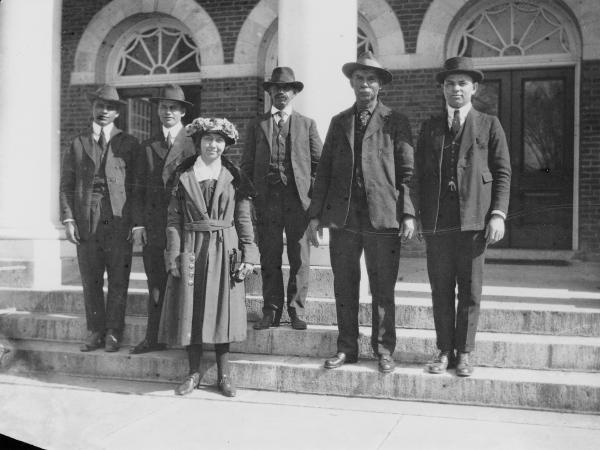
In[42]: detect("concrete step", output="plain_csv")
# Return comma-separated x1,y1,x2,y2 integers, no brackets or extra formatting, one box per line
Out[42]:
2,287,599,337
2,311,599,371
4,339,599,413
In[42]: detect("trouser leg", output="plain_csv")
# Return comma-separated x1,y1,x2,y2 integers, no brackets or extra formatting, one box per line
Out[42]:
364,230,400,357
142,245,168,342
283,184,310,312
455,231,486,352
256,187,285,313
329,228,362,358
425,234,457,352
77,236,107,333
104,220,133,334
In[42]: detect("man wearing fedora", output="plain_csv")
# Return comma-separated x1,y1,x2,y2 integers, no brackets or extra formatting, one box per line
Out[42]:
307,52,416,373
416,57,511,377
130,84,196,354
241,67,322,330
60,85,143,352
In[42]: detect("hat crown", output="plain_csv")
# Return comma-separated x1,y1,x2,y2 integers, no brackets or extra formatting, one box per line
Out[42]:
157,84,187,102
354,51,385,71
90,85,122,103
443,56,476,73
267,67,298,84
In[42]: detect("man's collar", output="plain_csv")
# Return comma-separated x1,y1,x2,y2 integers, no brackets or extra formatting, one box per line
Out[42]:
270,105,293,116
92,122,114,137
446,103,472,121
354,101,378,115
162,122,183,138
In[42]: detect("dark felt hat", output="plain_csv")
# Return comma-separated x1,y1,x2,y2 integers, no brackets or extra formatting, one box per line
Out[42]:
86,85,127,105
149,84,193,108
263,67,304,92
435,56,484,84
342,51,393,85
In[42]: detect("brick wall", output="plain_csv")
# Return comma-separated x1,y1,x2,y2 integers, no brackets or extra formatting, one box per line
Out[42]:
388,0,433,54
579,60,600,259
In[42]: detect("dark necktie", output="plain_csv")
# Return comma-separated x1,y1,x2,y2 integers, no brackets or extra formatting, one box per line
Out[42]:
451,109,461,137
359,109,370,130
98,130,107,152
166,132,173,150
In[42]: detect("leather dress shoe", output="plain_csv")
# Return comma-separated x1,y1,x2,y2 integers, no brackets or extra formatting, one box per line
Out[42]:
427,351,453,374
175,372,200,396
456,352,474,377
378,355,395,373
288,309,307,330
104,330,120,352
80,331,104,352
253,310,279,330
130,339,167,354
324,352,357,369
218,375,236,397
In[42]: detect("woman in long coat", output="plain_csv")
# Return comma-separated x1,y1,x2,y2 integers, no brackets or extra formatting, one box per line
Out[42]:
159,117,258,397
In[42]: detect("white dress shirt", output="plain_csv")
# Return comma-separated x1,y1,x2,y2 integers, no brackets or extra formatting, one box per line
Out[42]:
271,105,293,125
163,122,183,143
92,121,114,143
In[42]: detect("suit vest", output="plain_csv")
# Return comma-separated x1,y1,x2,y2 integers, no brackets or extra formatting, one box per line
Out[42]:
268,117,293,186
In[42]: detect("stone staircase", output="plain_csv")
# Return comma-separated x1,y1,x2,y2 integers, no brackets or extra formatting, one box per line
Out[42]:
0,258,599,413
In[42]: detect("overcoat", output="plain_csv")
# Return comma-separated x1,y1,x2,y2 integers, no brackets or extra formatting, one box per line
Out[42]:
415,108,511,233
241,110,322,211
139,128,195,248
308,102,415,228
59,126,142,240
159,156,259,346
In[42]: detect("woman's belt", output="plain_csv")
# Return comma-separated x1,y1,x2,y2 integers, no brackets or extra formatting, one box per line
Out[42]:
183,220,233,232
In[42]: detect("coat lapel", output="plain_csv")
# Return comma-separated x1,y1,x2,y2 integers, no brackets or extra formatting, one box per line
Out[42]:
81,131,95,165
458,109,477,163
259,113,273,155
151,134,169,160
162,128,189,186
210,165,234,217
341,108,355,154
363,102,390,141
179,168,210,219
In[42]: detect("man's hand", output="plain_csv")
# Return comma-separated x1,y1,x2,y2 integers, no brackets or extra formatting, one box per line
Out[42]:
235,262,255,281
65,221,80,245
169,267,181,278
307,218,320,248
132,228,147,247
400,216,416,242
485,215,505,244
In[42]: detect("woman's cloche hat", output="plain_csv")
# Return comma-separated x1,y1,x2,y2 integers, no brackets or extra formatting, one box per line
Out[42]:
149,84,193,109
185,117,239,146
86,85,127,106
435,56,484,84
263,67,304,93
342,51,393,85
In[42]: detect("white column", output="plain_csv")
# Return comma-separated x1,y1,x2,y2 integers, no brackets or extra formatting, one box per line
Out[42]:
0,0,63,287
278,0,357,140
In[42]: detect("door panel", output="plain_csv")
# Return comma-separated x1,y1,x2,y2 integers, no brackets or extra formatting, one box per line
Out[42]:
475,68,574,249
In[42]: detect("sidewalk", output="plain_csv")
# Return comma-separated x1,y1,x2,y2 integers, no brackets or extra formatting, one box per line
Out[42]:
1,373,599,450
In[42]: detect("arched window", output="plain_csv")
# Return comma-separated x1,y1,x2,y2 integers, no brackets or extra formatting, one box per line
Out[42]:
447,0,580,66
107,17,202,86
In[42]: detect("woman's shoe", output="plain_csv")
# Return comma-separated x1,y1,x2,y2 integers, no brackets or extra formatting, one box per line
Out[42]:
175,372,200,396
218,374,236,397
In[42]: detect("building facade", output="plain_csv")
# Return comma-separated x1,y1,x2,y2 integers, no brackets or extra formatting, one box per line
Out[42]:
1,0,599,286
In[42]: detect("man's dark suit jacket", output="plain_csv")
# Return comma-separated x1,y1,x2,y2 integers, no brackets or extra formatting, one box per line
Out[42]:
241,110,322,211
415,108,511,233
308,102,415,229
60,126,142,240
139,128,195,248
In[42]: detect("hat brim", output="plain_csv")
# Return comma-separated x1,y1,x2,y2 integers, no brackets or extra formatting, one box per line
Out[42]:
149,97,194,108
435,69,484,84
262,81,304,93
342,63,393,85
86,93,127,106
